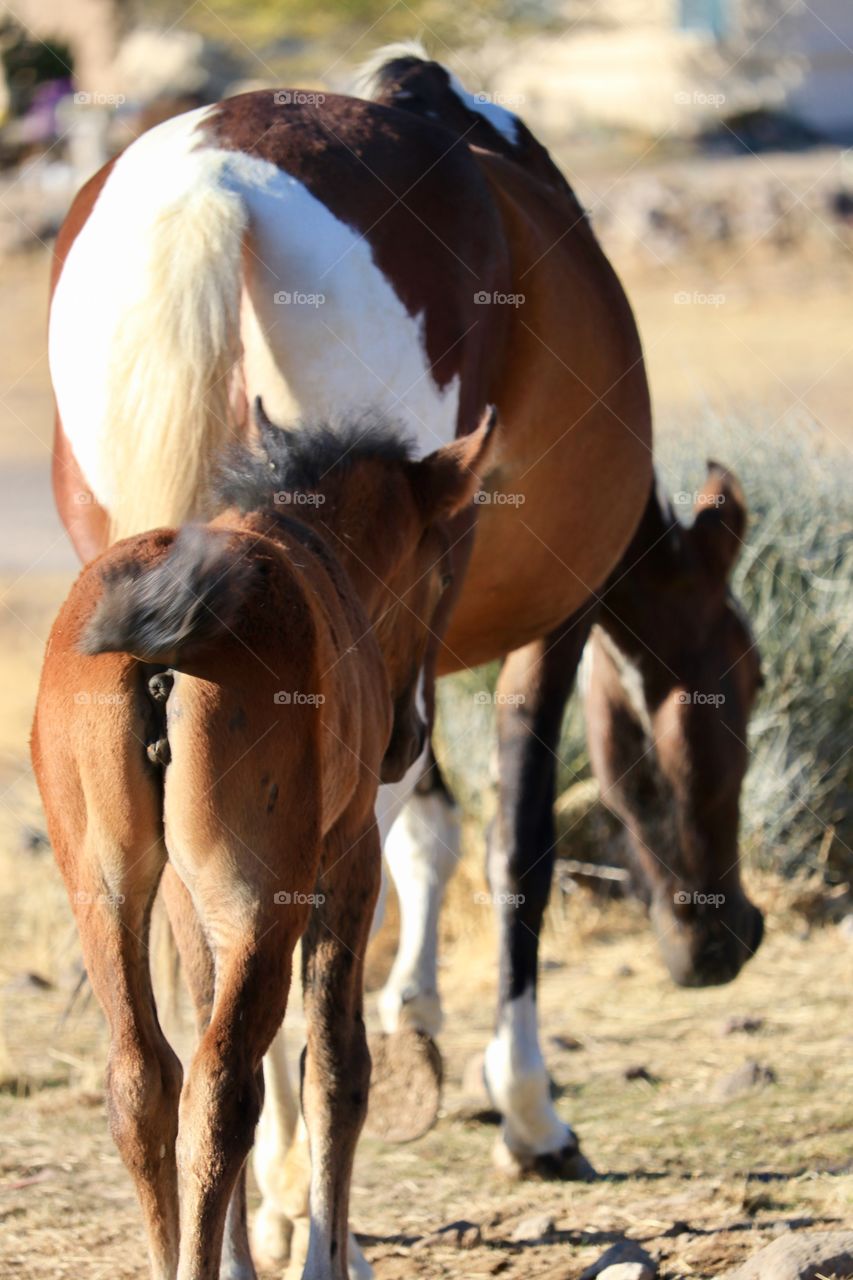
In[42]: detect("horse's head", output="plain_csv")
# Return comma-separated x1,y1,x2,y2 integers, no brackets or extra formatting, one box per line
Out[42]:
585,463,764,987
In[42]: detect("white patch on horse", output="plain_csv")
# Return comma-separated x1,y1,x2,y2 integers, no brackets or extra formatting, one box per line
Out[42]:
594,623,653,736
484,990,574,1156
237,160,459,458
50,104,459,512
446,71,520,145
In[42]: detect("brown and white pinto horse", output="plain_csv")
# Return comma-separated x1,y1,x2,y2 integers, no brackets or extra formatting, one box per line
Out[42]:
46,45,763,1274
32,404,497,1280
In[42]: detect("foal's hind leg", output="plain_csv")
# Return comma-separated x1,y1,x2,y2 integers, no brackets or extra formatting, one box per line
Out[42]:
160,867,258,1280
301,820,380,1280
172,899,299,1280
484,608,596,1179
65,831,182,1278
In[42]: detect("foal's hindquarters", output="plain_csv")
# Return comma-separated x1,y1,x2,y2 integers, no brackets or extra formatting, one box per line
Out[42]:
32,529,386,1280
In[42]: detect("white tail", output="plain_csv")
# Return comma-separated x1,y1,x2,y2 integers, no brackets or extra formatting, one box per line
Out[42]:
104,179,247,540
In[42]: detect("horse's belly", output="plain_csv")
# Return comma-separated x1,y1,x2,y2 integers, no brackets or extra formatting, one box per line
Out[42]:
238,166,459,455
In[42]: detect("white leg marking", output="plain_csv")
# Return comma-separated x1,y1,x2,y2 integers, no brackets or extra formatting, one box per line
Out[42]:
255,1027,372,1280
252,1026,302,1266
484,990,573,1157
378,782,460,1037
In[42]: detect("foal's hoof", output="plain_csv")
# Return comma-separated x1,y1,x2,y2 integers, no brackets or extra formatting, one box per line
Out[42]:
365,1027,443,1143
251,1202,293,1268
493,1134,597,1182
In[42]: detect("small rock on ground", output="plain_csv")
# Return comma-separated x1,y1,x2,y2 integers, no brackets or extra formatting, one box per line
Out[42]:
722,1014,766,1035
580,1240,657,1279
511,1212,556,1242
721,1229,853,1279
713,1059,777,1099
599,1265,655,1280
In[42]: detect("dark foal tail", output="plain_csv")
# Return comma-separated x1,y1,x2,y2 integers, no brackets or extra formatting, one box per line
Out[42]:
81,526,256,665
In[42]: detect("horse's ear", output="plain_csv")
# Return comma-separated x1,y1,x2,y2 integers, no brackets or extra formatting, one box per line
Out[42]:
411,405,500,520
691,460,747,581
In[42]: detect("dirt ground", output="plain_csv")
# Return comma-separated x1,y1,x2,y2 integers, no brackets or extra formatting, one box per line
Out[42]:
0,226,851,1278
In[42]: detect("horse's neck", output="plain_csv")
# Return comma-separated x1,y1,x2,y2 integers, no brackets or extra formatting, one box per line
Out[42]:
596,479,682,668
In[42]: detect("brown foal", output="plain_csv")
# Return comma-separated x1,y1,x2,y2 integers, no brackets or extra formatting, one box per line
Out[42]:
32,403,497,1280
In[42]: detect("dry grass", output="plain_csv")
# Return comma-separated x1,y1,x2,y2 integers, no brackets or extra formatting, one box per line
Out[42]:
2,860,852,1278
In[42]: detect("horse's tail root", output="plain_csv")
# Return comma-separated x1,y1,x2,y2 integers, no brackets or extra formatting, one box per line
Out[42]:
80,526,256,665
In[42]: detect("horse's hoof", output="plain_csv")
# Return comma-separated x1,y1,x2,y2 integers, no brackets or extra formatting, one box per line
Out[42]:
282,1218,372,1280
251,1202,293,1268
364,1026,443,1143
492,1134,597,1181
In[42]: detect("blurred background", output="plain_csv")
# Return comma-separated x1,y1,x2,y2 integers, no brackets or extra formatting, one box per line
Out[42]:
0,6,850,1277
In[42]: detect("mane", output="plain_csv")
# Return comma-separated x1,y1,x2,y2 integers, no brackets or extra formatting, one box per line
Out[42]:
215,405,415,514
354,39,431,100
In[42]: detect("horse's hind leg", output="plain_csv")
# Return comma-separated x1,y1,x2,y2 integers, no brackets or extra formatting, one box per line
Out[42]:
168,853,302,1280
160,867,258,1280
66,830,181,1279
301,820,380,1280
484,607,596,1179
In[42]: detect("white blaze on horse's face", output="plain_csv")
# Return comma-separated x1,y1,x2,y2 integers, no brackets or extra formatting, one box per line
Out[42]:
49,105,460,515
